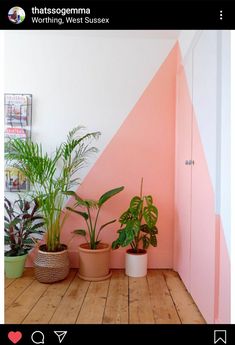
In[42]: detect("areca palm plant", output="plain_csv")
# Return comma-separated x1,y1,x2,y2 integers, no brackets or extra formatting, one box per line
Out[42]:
5,126,101,252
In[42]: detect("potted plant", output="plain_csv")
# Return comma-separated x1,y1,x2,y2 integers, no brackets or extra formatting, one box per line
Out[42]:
5,126,100,283
66,186,124,281
112,178,158,277
4,196,44,278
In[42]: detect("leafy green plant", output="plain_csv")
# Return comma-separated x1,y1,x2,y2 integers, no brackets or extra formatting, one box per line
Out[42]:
112,179,158,253
5,126,101,252
66,186,124,249
4,196,45,256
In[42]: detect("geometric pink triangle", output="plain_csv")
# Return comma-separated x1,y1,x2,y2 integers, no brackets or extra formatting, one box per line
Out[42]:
62,43,179,268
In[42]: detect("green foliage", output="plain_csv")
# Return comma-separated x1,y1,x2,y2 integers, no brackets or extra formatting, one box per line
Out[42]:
5,126,101,252
112,179,159,253
4,196,45,257
66,186,124,249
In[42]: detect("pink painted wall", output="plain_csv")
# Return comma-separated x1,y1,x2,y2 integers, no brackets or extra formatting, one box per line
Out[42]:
174,60,216,322
190,111,216,323
174,63,192,292
61,43,179,268
175,42,230,323
215,217,231,323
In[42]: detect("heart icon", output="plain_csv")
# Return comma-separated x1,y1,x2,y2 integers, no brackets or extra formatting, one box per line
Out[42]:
8,331,22,344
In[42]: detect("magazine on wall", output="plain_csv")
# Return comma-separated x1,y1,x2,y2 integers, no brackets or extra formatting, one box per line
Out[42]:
4,127,28,140
4,94,32,192
4,166,29,192
5,94,29,126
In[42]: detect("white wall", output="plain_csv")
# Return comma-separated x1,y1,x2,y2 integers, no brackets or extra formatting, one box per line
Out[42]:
220,31,231,253
178,30,197,60
4,31,176,186
193,31,218,192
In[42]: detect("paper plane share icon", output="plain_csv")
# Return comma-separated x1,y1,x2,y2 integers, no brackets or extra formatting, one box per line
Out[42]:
54,331,68,343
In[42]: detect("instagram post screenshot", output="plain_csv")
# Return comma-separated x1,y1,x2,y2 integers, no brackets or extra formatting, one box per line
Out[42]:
0,0,235,343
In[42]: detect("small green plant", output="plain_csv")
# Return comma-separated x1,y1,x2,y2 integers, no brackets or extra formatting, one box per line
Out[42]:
66,186,124,249
5,126,100,252
4,196,45,257
112,178,158,253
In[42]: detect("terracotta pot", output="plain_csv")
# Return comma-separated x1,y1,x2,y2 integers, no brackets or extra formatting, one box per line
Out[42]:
33,244,70,283
78,243,112,281
125,249,148,277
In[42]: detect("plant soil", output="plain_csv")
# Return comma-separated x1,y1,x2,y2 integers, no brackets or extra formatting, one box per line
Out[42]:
39,244,68,252
80,243,109,251
127,248,147,255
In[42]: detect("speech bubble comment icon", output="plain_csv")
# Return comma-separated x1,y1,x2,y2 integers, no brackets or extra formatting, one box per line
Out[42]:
31,331,45,344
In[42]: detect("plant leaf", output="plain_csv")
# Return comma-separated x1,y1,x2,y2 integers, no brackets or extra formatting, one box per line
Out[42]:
29,222,45,231
66,207,89,220
126,219,141,236
65,192,97,208
149,234,157,247
98,219,116,232
8,218,21,227
142,236,150,249
144,195,153,206
141,224,158,235
112,239,120,249
119,209,133,224
24,238,35,244
122,226,135,247
112,229,126,249
72,229,87,236
4,216,9,222
4,236,10,244
143,205,158,228
98,186,124,207
4,222,10,230
130,196,142,216
64,190,82,201
140,224,150,233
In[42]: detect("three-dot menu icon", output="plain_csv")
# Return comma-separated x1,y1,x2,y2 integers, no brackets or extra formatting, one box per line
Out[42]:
220,10,223,20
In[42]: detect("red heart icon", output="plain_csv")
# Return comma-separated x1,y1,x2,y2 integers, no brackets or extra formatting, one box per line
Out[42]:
8,331,22,344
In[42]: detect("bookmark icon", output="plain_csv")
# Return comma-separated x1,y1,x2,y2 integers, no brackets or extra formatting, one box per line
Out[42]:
54,331,67,343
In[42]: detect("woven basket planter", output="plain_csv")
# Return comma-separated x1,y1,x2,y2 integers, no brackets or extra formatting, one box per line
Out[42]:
34,244,70,283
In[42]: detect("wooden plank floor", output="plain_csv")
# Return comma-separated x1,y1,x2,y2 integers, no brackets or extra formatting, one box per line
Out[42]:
5,269,205,324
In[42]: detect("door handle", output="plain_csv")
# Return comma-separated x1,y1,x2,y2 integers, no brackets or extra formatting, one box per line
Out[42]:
185,160,194,165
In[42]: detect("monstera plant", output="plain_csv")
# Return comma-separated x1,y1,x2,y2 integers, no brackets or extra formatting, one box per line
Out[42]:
112,178,158,277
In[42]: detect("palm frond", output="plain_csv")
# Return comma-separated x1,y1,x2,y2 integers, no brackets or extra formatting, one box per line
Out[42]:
62,126,101,161
5,126,100,252
5,139,60,186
